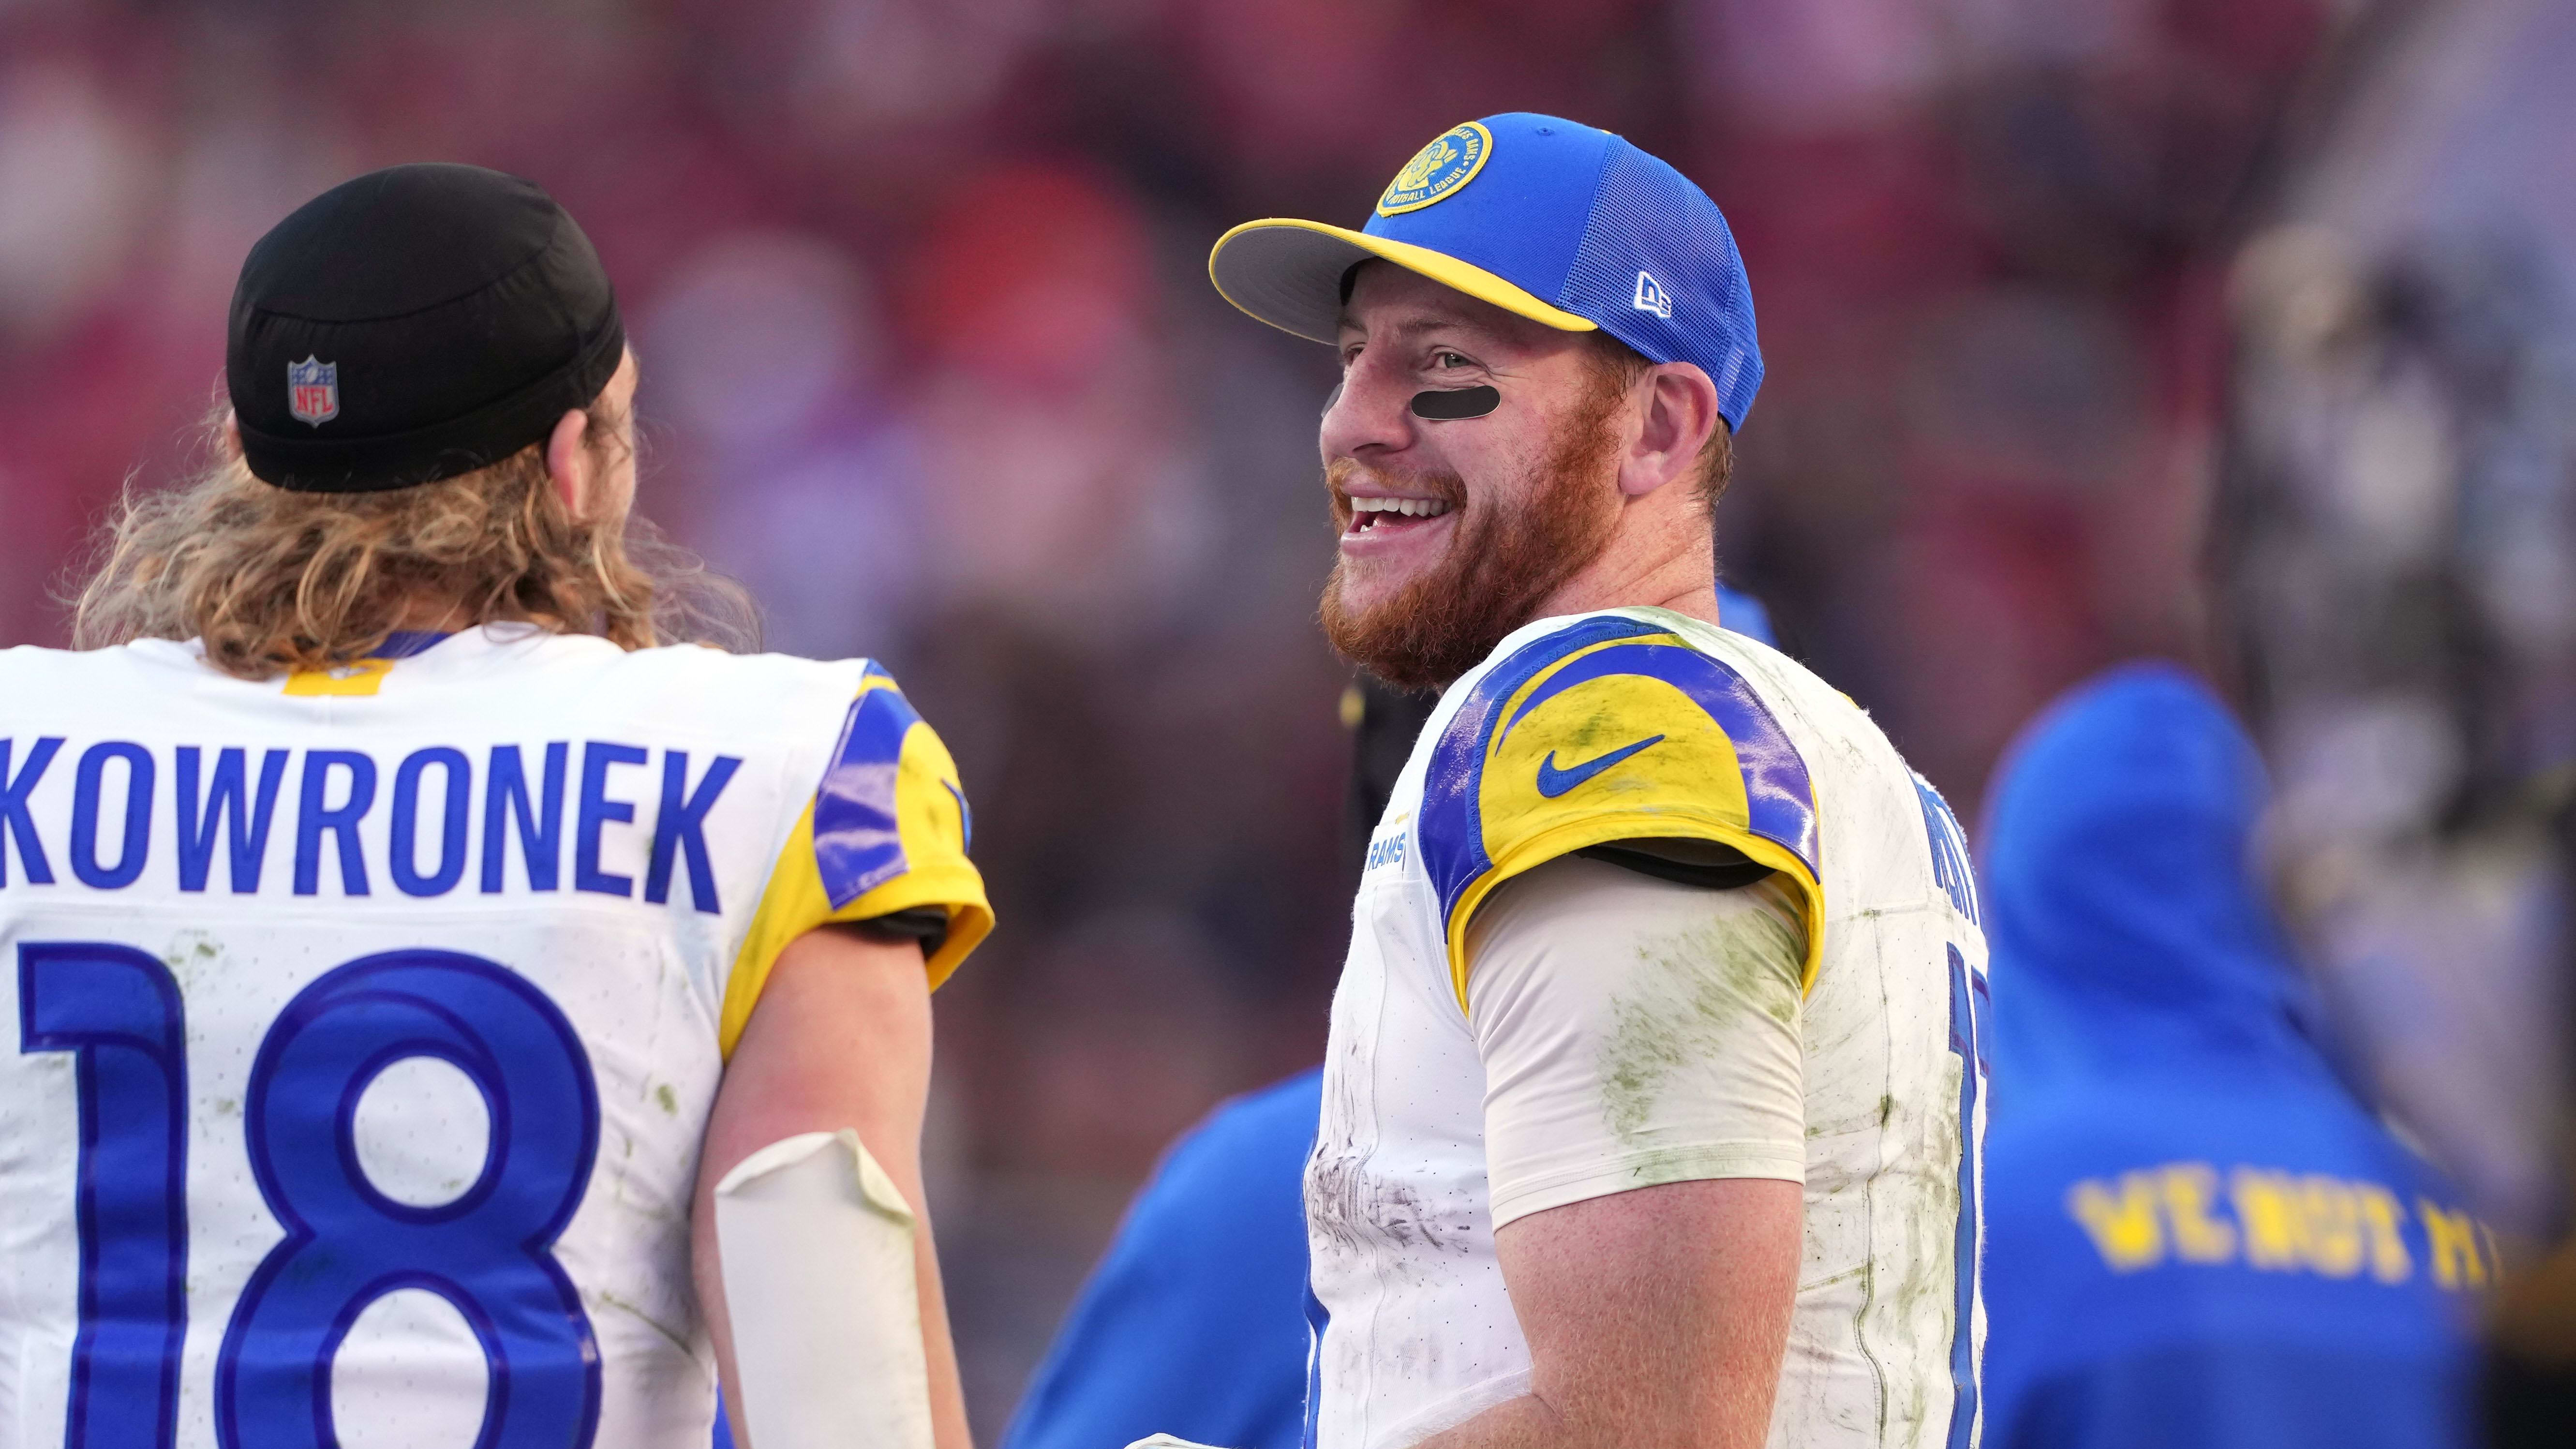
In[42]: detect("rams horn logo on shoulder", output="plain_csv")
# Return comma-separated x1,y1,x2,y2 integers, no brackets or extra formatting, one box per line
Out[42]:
1378,123,1493,216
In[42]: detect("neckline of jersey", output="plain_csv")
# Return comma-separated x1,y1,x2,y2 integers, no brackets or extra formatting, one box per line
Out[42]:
377,629,453,659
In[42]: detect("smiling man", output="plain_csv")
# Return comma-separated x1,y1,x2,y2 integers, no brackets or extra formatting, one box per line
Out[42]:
1202,115,1992,1449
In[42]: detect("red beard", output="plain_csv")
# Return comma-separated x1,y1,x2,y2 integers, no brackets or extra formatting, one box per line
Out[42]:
1319,383,1625,690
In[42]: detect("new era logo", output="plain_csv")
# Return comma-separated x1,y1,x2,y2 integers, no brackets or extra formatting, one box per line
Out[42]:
1632,271,1673,320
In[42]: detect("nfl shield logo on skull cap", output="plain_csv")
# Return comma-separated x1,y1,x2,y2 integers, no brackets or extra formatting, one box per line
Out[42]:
287,356,339,427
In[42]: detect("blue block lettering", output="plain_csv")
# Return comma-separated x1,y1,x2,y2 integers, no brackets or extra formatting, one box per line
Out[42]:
19,941,189,1449
293,751,375,896
177,748,288,894
389,747,471,897
1915,775,1981,926
216,950,602,1449
0,736,64,886
644,751,740,911
482,743,567,894
70,743,154,891
574,742,646,897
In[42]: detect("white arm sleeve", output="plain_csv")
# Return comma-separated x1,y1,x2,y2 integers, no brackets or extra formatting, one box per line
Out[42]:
1465,852,1807,1230
715,1130,933,1449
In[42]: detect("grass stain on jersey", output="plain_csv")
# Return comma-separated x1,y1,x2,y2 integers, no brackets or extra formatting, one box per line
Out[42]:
1597,879,1803,1144
654,1083,679,1116
1555,702,1624,754
159,930,224,997
1306,1151,1467,1264
591,1287,694,1357
602,1124,677,1225
1849,1059,1966,1444
1617,1142,1762,1193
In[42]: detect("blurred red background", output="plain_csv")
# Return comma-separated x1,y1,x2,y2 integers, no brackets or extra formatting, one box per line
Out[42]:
0,0,2334,1431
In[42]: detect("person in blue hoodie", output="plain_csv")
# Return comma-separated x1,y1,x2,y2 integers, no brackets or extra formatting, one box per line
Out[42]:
1002,1067,1325,1449
997,588,1777,1449
1979,660,2485,1449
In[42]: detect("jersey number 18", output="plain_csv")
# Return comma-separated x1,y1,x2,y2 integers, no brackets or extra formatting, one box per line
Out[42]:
19,941,603,1449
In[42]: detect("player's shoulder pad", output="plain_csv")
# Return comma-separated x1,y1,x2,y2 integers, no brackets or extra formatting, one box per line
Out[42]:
720,661,993,1056
1419,614,1823,1003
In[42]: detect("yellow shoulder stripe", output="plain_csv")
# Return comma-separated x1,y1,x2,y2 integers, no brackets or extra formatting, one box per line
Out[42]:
719,682,992,1057
1416,618,1828,1014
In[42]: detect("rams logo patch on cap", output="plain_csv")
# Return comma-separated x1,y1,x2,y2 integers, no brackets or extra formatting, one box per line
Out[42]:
1378,122,1491,217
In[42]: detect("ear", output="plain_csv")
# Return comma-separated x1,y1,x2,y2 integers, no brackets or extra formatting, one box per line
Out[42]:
222,410,242,457
1617,362,1722,499
544,406,594,518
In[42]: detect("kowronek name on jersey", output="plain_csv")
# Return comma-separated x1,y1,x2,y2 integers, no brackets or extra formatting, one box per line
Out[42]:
0,733,744,907
1311,606,1991,1449
0,626,988,1449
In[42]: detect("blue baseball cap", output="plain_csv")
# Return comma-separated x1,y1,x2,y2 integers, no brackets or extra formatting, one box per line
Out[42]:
1209,112,1762,427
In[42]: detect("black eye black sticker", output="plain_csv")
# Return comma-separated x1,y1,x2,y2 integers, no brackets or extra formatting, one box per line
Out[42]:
1411,385,1500,420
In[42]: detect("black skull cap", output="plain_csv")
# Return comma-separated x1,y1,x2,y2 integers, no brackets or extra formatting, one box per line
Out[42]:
229,164,626,492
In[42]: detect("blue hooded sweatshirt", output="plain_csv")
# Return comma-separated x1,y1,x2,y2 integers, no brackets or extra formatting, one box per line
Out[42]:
1001,1069,1324,1449
1980,661,2481,1449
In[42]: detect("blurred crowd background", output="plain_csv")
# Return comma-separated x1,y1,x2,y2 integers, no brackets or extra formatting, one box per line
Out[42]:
0,0,2418,1434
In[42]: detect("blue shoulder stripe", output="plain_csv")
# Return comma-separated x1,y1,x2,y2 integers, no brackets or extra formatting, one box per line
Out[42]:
1420,617,1821,925
1422,617,1663,921
813,668,922,909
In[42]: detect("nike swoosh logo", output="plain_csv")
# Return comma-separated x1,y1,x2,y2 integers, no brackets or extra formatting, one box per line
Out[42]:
1536,734,1666,798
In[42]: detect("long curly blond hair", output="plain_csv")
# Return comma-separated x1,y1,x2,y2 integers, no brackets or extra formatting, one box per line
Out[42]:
72,401,756,678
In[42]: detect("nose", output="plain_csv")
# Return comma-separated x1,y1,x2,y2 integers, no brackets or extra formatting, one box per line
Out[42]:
1320,347,1417,462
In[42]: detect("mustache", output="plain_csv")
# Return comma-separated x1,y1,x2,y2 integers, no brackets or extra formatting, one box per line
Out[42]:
1323,457,1468,526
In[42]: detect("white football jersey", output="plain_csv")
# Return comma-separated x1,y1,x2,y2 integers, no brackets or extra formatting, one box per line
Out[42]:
1310,607,1989,1449
0,626,989,1449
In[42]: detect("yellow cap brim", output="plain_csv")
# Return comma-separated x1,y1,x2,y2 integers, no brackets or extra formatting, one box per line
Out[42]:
1207,219,1597,344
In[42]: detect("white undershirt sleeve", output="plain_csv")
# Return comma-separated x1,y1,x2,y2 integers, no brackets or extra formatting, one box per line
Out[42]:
1465,851,1808,1230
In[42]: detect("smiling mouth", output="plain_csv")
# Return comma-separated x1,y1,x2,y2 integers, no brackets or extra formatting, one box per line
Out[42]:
1346,496,1455,533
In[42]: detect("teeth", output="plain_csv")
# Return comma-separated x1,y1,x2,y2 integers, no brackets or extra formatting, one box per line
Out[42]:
1351,497,1452,518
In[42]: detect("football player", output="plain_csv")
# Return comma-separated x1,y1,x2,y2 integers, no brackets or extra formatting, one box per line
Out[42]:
1003,590,1778,1449
0,165,988,1449
1197,114,1991,1449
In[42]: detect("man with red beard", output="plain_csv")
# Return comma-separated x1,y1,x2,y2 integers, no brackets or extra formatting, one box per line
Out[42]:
1191,115,1991,1449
